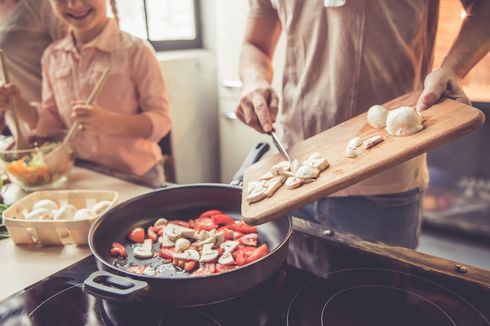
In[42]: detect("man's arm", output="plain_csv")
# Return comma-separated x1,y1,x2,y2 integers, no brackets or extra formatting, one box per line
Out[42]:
236,14,282,133
417,0,490,111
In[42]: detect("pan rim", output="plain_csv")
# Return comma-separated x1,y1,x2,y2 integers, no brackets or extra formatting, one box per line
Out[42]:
88,183,293,280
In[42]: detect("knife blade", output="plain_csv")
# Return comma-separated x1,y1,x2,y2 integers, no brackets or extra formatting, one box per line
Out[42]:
269,130,292,164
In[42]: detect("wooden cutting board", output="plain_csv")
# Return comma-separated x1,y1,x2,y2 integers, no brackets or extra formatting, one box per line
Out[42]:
241,92,485,225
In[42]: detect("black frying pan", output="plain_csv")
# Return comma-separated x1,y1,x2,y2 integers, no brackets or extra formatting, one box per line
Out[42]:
83,143,293,307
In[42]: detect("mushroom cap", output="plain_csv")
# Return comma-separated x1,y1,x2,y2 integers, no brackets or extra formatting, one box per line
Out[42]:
32,199,59,212
53,204,77,220
91,200,112,215
27,208,53,220
285,176,303,189
175,238,191,252
74,208,96,220
295,165,320,179
386,106,424,136
367,105,388,129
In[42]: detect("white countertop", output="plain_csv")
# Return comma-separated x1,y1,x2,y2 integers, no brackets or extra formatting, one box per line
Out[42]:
0,166,153,301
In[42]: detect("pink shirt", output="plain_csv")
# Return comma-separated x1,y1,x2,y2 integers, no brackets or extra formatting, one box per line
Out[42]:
36,19,171,176
249,0,434,196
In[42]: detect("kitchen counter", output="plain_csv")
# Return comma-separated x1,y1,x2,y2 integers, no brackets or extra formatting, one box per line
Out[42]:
0,166,153,301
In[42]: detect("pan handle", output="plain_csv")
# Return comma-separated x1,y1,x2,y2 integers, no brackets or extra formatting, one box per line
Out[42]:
83,271,149,302
230,142,270,186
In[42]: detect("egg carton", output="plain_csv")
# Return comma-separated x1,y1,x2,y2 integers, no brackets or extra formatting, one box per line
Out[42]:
2,190,118,246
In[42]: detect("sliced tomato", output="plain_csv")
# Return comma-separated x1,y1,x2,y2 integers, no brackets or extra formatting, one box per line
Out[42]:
188,219,196,229
211,214,235,225
228,221,257,234
159,247,175,260
168,220,190,228
194,217,218,231
244,244,269,265
147,226,158,242
216,264,236,273
110,247,128,258
112,242,125,251
184,260,197,271
235,246,255,266
239,233,258,246
126,265,146,274
172,259,185,269
216,247,225,256
128,227,145,243
199,210,223,218
233,231,244,240
235,250,247,266
193,263,216,276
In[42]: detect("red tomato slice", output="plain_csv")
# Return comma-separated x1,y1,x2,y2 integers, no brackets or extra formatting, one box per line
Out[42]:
147,226,158,242
235,250,247,266
188,219,195,229
199,210,223,218
128,227,145,243
239,233,258,246
193,263,216,276
228,221,257,234
211,214,235,225
168,220,190,228
216,264,236,273
233,231,244,240
158,247,174,260
110,247,128,258
112,242,125,251
194,217,218,231
126,265,146,274
244,244,269,265
184,260,197,271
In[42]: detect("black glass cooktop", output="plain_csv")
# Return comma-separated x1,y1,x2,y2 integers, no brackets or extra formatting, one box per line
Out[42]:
1,219,489,326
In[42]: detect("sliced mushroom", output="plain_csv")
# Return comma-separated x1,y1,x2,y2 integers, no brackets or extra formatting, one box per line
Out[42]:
271,161,291,176
218,253,235,265
165,224,194,241
291,159,301,175
363,135,384,149
259,172,275,181
305,157,329,171
154,218,168,226
200,243,218,262
264,175,286,197
285,176,303,189
159,235,175,247
220,240,239,255
295,165,320,179
302,178,316,184
143,267,157,276
175,238,191,253
247,184,267,204
173,249,200,261
214,231,225,248
346,146,358,158
347,137,363,149
133,239,153,259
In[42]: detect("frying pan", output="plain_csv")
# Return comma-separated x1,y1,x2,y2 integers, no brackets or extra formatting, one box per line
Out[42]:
83,143,293,307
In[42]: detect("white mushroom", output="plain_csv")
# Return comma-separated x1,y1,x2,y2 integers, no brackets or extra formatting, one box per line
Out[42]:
91,200,112,215
143,267,157,276
26,208,53,220
264,175,286,197
363,135,384,149
259,172,274,181
386,106,424,136
218,253,235,265
159,235,175,247
154,218,168,226
291,159,301,175
133,239,153,259
270,161,291,176
302,178,316,184
247,183,267,204
305,157,329,171
295,165,320,179
32,199,59,212
214,231,225,248
173,249,200,261
347,137,363,150
53,204,77,220
174,238,191,253
285,176,303,189
367,105,388,129
74,208,96,220
346,146,358,158
200,243,218,263
165,224,194,241
220,240,239,255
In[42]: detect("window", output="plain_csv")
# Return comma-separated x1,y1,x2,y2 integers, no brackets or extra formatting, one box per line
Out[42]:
115,0,202,51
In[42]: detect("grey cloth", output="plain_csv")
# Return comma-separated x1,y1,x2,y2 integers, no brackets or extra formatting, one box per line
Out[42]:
291,188,423,249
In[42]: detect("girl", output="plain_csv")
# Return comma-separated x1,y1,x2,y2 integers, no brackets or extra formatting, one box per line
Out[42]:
0,0,171,184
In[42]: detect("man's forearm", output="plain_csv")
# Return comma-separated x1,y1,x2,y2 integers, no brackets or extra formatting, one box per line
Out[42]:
239,43,275,85
441,0,490,78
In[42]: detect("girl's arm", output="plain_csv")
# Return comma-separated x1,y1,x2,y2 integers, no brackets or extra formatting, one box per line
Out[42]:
0,84,38,128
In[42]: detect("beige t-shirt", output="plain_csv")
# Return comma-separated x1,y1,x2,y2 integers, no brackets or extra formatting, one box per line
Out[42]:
0,0,60,136
249,0,438,196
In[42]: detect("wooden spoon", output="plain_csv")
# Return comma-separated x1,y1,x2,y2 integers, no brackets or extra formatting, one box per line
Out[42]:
0,50,30,150
44,67,110,174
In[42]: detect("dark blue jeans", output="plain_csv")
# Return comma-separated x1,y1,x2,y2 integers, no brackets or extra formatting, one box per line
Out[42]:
291,188,423,249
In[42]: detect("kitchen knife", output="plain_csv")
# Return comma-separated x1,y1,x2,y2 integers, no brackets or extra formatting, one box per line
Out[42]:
269,130,292,164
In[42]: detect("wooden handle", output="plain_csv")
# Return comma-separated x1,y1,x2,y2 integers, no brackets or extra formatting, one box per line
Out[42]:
64,68,110,145
0,49,29,150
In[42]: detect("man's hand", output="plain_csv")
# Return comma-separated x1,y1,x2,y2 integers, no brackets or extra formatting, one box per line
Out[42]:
71,101,115,133
416,68,470,112
235,79,279,133
0,83,21,111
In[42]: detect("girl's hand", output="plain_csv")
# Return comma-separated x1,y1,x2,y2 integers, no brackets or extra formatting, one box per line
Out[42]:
0,83,21,111
71,101,116,133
